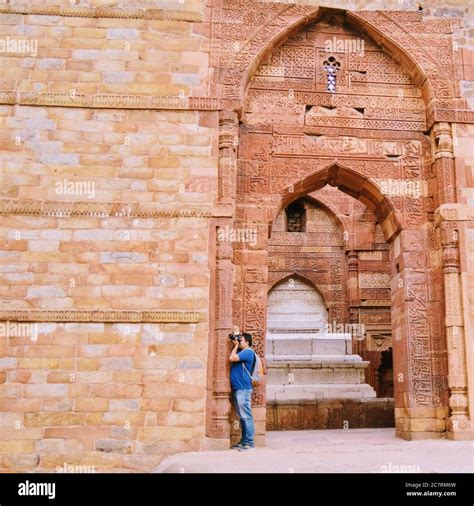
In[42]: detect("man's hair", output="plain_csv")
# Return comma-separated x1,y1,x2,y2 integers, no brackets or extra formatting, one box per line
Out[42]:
241,333,252,347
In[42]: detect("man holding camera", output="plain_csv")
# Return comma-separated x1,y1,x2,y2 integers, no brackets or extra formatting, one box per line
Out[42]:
229,330,256,451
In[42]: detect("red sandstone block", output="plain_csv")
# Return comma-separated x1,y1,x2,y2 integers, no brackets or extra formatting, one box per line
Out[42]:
0,286,27,297
463,65,474,81
104,345,137,357
2,454,41,470
7,371,31,383
0,240,28,251
47,372,75,383
44,426,108,439
17,358,60,369
74,371,114,384
23,346,75,358
143,383,205,400
133,357,177,370
87,333,125,345
41,451,122,469
109,297,159,310
148,157,180,169
67,385,91,398
89,384,143,398
0,385,23,398
101,411,146,426
77,358,100,371
0,440,35,453
0,399,42,412
172,399,205,413
111,372,142,385
136,427,194,441
24,412,86,427
184,274,209,286
139,371,167,383
101,286,142,297
198,111,217,128
159,298,200,310
110,274,152,285
60,359,77,370
75,398,109,412
140,398,171,412
24,384,67,398
161,412,205,428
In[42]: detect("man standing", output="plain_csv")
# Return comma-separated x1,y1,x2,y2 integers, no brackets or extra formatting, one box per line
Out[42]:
229,332,256,451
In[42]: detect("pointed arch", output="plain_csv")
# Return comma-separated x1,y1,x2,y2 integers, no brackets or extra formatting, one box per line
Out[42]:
230,6,448,114
270,160,402,242
266,272,330,329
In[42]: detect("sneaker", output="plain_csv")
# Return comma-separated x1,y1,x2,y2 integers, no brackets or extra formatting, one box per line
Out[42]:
231,442,244,450
237,444,255,451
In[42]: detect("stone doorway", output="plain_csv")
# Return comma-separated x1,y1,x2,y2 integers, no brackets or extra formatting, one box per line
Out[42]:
265,194,394,431
207,6,472,446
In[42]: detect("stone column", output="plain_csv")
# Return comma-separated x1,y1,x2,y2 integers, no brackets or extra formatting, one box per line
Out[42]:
218,110,238,205
206,110,239,441
208,224,234,440
431,123,471,438
440,222,470,437
347,250,360,355
431,122,456,206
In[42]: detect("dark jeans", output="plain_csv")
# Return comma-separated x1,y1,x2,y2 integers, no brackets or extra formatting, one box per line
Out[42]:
232,388,255,446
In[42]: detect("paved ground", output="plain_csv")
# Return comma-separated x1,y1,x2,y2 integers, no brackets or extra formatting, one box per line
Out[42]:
155,428,474,473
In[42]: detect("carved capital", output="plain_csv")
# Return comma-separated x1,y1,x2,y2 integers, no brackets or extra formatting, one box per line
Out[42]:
347,251,358,272
432,122,454,159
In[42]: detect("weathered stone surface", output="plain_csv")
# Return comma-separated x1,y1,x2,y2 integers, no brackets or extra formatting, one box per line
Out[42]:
267,399,395,430
0,0,472,474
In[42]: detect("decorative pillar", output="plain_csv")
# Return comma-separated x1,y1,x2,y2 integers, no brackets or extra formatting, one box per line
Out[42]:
431,122,471,438
218,110,239,205
431,122,456,206
207,224,234,439
440,222,470,437
347,250,360,355
206,110,239,440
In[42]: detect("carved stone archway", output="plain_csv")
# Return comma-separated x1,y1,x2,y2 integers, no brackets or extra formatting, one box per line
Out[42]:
206,3,472,444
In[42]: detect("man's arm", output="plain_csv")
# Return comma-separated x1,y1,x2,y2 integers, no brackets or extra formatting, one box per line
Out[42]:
229,340,240,362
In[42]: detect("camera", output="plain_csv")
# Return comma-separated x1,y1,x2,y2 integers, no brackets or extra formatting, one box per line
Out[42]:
229,332,242,341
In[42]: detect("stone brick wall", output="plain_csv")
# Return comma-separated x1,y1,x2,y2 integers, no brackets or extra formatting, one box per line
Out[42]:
0,0,473,471
0,105,217,471
0,7,209,96
0,5,218,470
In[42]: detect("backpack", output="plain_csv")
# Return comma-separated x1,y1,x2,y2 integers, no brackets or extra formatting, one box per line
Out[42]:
242,349,266,387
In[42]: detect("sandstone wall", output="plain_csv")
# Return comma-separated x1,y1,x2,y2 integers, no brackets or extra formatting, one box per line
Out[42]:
0,5,218,471
0,0,473,471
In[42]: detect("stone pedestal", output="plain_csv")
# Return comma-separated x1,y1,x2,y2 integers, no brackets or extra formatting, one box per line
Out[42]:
266,332,376,402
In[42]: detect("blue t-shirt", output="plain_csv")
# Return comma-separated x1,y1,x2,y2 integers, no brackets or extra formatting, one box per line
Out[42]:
230,348,255,390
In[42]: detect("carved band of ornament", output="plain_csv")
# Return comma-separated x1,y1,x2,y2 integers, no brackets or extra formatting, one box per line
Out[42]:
0,92,219,111
0,200,234,219
0,5,202,22
360,300,391,306
0,310,202,323
427,108,474,128
435,204,474,224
